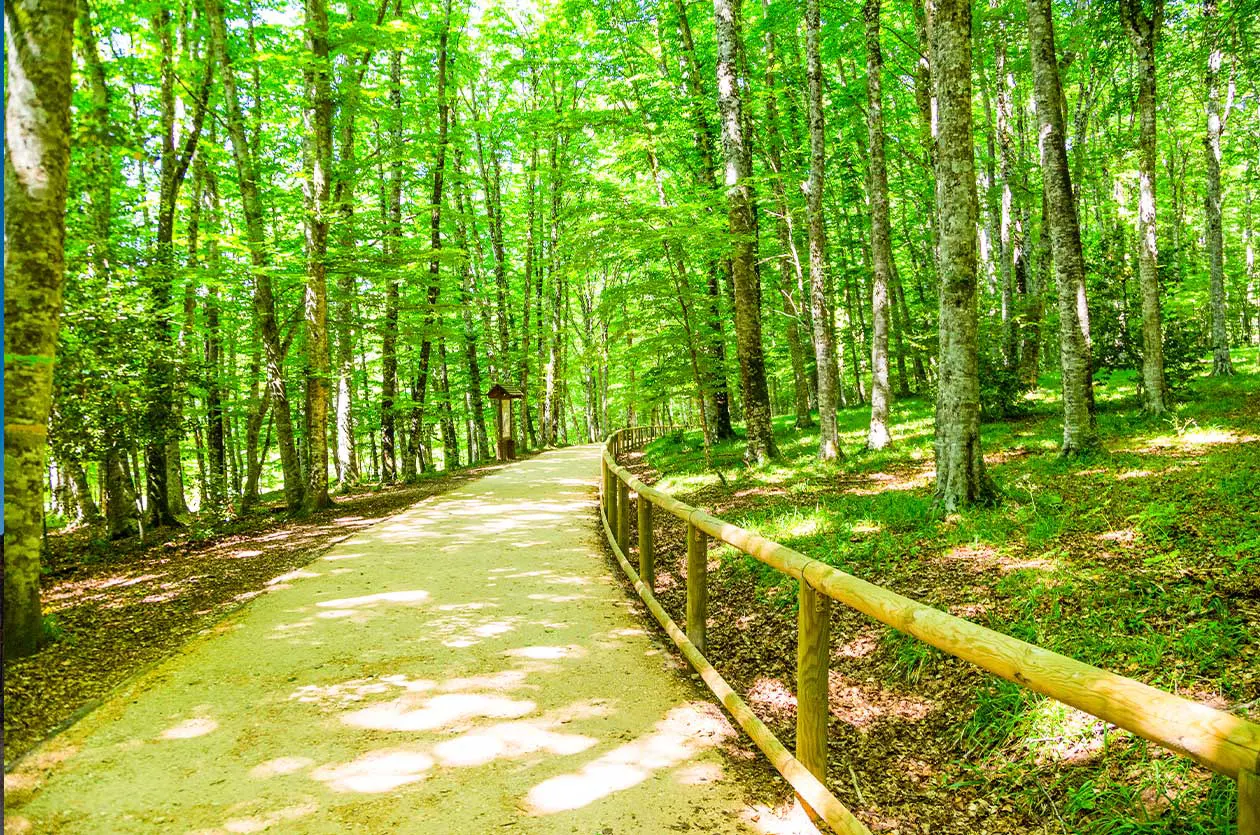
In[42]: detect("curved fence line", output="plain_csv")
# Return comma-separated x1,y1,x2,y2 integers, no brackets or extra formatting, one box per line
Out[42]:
598,426,1260,834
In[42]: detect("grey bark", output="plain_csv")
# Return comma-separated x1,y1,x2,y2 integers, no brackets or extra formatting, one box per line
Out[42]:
864,0,893,450
1028,0,1098,455
713,0,778,464
930,0,995,510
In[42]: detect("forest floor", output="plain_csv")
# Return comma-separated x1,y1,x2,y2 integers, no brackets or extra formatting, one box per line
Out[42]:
620,351,1260,835
3,461,514,767
4,446,797,834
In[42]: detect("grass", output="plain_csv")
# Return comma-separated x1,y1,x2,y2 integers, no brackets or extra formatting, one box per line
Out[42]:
640,350,1260,834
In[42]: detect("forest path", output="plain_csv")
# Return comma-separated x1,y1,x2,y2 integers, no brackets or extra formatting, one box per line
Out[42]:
4,445,769,835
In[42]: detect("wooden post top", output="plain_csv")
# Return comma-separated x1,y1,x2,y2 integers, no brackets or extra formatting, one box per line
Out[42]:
487,382,524,399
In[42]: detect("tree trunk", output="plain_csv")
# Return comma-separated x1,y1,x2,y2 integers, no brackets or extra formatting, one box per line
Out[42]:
1203,0,1233,376
411,0,453,461
864,0,893,450
930,0,994,510
3,0,76,656
453,146,491,462
380,0,403,483
146,9,210,527
714,0,777,464
674,0,735,440
300,0,334,513
208,0,304,510
1028,0,1098,456
1120,0,1168,411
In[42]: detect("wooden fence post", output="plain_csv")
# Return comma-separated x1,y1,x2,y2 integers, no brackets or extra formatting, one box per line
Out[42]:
1241,766,1259,835
637,496,654,589
797,579,831,800
687,521,708,653
617,479,630,553
608,467,619,535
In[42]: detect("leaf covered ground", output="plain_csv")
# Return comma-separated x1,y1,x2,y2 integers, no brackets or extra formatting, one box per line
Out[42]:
2,462,510,768
617,354,1260,835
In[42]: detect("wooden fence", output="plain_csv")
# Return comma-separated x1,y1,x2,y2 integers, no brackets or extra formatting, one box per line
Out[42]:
599,426,1260,835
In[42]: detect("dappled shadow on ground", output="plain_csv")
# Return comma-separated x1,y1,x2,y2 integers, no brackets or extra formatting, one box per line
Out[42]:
3,464,516,765
4,448,794,834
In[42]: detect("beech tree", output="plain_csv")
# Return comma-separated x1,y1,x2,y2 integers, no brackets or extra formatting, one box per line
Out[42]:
4,0,77,656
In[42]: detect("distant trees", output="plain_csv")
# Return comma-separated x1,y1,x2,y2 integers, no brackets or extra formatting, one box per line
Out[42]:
10,0,1260,577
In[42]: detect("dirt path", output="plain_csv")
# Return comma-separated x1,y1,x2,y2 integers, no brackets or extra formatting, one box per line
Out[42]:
4,446,777,834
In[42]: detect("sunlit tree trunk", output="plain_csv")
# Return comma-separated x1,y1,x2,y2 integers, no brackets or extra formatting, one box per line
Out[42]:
1028,0,1098,456
1203,0,1233,376
1119,0,1168,412
930,0,994,510
713,0,777,464
3,0,76,656
300,0,334,511
864,0,893,450
802,0,840,462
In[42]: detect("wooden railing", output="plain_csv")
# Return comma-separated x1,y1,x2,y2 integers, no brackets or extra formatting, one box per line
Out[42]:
599,426,1260,835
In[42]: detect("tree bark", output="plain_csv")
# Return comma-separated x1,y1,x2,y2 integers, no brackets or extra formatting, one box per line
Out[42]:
930,0,994,510
864,0,893,450
380,0,404,483
410,0,454,464
4,0,76,656
713,0,777,463
800,0,842,461
1028,0,1098,456
1203,0,1233,376
145,9,210,527
300,0,334,512
1119,0,1169,411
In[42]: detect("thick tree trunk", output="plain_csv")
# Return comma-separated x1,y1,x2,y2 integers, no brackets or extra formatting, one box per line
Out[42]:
930,0,994,510
864,0,893,450
803,0,841,461
208,0,304,510
301,0,334,512
1203,0,1233,376
3,0,76,656
1028,0,1098,455
1120,0,1168,411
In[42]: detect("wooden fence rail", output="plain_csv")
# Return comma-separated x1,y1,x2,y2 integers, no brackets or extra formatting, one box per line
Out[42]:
599,426,1260,834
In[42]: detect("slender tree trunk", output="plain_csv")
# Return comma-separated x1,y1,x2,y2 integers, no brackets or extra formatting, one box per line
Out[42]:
78,0,143,537
146,10,210,527
864,0,893,450
452,143,491,462
1120,0,1168,411
805,0,841,461
300,0,334,512
1028,0,1098,455
674,0,735,440
411,0,454,460
3,0,76,656
208,0,304,509
380,0,403,483
1203,0,1233,376
931,0,994,510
